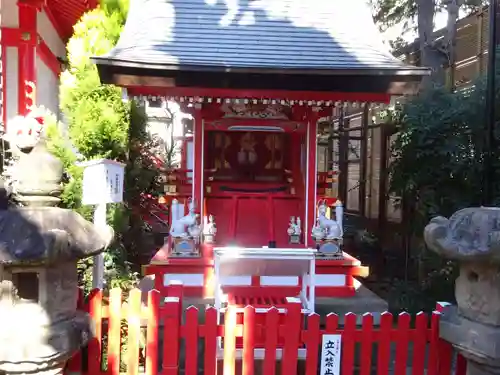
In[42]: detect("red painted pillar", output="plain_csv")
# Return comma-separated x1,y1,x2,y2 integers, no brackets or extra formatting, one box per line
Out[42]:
192,104,204,216
305,107,320,247
18,1,38,115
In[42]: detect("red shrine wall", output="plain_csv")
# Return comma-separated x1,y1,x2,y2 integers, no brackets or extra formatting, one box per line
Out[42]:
1,1,63,125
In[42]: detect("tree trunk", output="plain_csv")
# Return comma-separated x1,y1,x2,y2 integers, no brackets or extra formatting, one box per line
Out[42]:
417,0,441,87
445,0,460,90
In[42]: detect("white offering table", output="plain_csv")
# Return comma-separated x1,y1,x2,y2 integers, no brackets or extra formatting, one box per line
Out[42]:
213,247,317,313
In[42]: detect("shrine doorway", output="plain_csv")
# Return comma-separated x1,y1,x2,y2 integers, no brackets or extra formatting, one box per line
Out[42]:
204,129,304,248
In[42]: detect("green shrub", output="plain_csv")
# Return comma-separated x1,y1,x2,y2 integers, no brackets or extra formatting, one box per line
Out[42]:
48,1,159,294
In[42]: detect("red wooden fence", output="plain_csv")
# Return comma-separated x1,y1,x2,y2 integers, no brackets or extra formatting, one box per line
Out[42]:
66,287,467,375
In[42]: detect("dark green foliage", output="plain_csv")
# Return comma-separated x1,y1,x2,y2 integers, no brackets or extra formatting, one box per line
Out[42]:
389,62,500,230
370,0,486,33
385,52,500,311
372,0,418,31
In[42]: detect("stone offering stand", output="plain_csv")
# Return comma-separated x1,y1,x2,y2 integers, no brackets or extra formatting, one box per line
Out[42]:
0,121,114,375
425,207,500,375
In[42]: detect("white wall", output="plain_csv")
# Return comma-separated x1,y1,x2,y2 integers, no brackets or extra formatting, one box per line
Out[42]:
1,0,19,27
37,10,65,58
37,9,64,118
36,55,59,116
6,47,18,122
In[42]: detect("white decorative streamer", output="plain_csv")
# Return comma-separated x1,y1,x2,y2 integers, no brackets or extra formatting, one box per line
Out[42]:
131,95,379,109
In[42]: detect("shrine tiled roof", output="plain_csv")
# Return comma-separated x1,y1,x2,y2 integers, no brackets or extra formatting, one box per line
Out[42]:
97,0,428,72
93,0,429,94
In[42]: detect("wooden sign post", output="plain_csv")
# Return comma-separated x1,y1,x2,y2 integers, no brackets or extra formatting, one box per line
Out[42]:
79,159,125,289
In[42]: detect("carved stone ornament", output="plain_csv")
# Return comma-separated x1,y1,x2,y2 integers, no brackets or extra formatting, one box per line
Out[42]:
424,207,500,262
5,113,43,152
12,136,64,207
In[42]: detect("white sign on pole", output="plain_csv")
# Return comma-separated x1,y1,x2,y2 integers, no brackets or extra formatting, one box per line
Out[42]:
79,159,126,205
320,334,342,375
78,158,125,289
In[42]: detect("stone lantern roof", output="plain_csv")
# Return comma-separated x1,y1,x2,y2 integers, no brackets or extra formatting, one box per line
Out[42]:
0,207,113,266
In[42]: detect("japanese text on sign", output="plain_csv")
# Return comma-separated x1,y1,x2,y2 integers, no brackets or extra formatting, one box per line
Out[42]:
320,334,342,375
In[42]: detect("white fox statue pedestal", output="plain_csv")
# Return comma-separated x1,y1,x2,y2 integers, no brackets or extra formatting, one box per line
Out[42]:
312,200,344,259
169,199,201,257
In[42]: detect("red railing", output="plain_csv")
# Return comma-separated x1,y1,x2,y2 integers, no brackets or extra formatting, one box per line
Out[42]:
66,287,467,375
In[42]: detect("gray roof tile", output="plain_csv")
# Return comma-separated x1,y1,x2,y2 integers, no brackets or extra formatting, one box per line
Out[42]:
101,0,423,73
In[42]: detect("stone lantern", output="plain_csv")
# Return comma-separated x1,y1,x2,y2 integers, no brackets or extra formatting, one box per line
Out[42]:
424,207,500,375
0,135,113,375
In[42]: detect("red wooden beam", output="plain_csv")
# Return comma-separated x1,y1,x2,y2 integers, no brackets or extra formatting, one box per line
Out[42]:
127,86,391,104
16,0,45,9
37,37,61,76
0,27,36,46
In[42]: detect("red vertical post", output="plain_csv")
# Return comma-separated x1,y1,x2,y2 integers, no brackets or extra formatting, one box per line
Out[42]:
107,288,122,375
163,296,182,375
395,312,411,375
66,289,86,374
305,313,321,375
230,196,239,241
146,290,160,375
185,306,199,375
88,289,103,375
18,1,37,115
289,133,302,193
263,307,279,375
267,196,275,244
342,313,357,375
305,107,320,247
428,311,441,375
377,312,393,375
204,307,218,375
192,105,203,215
281,298,302,375
242,306,256,375
412,313,428,375
127,289,142,375
223,306,237,375
360,313,374,375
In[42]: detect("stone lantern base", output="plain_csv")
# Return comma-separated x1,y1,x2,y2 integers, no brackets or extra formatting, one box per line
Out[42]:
455,263,500,326
440,306,500,375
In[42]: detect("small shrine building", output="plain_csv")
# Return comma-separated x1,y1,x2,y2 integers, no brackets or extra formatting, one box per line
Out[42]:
92,0,429,300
